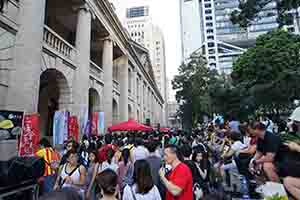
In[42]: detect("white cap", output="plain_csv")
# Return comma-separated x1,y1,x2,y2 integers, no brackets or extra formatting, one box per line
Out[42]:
289,107,300,122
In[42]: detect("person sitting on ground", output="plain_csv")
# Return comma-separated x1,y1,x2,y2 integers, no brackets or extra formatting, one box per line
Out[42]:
249,122,282,182
96,169,119,200
123,159,161,200
54,149,86,197
235,123,257,181
159,144,193,200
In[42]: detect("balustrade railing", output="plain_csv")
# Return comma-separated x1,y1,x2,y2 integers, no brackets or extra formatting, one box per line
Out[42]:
43,25,76,61
90,61,104,81
113,80,120,92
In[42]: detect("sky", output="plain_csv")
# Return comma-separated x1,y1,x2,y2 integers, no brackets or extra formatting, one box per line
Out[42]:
111,0,182,102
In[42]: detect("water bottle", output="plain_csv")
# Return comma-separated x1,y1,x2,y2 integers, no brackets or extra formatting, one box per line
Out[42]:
240,175,250,199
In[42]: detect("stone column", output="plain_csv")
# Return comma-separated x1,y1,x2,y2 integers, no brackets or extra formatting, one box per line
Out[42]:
74,4,92,116
132,71,138,120
118,56,129,121
102,38,113,130
6,0,46,112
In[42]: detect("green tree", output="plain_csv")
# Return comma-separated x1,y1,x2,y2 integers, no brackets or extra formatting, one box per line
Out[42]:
172,56,218,129
232,29,300,114
231,0,300,28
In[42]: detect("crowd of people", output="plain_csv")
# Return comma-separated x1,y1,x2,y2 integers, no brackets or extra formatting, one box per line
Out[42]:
35,108,300,200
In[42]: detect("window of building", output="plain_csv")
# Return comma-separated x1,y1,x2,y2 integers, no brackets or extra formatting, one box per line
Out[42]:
208,49,215,54
207,35,214,40
205,10,212,14
207,29,214,34
208,42,214,47
206,22,213,27
205,3,212,8
206,16,213,20
209,56,216,61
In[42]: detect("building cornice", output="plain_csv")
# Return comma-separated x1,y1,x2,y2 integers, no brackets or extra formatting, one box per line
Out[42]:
90,0,164,104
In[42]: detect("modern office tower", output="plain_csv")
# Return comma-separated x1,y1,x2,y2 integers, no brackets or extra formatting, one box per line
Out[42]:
180,0,297,73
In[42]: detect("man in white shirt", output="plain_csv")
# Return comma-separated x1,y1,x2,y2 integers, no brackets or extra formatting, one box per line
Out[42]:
132,138,149,162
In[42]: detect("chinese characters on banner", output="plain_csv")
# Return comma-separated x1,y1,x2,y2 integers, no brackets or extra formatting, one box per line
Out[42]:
68,116,79,142
19,114,40,156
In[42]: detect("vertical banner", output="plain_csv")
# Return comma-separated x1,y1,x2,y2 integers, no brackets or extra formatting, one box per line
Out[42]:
63,111,70,142
0,110,24,141
99,112,105,135
80,107,89,137
68,116,79,142
19,114,40,156
53,111,69,146
91,112,99,136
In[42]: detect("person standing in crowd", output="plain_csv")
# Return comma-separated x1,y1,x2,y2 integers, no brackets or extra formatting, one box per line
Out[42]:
60,140,78,166
192,146,209,193
36,138,61,194
79,135,90,168
54,150,86,197
132,138,149,162
88,147,119,198
85,151,99,200
123,159,161,200
228,115,240,133
146,141,161,187
118,148,132,190
249,122,282,182
96,169,119,200
159,145,193,200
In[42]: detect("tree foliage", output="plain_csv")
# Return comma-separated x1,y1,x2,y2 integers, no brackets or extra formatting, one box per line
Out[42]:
232,29,300,113
231,0,300,28
172,56,245,129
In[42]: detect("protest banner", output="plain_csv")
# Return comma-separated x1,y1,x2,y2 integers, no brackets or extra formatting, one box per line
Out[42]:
19,114,40,156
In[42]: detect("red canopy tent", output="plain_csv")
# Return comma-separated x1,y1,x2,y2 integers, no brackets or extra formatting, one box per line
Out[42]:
108,118,153,132
159,127,171,133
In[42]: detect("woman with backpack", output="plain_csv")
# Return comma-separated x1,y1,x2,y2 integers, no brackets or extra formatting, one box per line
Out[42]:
53,149,86,198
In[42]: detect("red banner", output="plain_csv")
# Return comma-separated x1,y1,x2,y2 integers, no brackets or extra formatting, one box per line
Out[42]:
68,116,79,142
19,114,40,156
91,112,99,136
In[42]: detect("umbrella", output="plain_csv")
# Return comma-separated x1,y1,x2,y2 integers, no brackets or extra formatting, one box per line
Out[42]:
108,118,153,132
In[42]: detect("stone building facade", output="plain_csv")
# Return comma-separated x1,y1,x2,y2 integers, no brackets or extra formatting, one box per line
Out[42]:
0,0,164,159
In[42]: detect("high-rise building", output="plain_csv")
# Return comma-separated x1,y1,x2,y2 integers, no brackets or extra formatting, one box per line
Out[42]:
125,5,168,126
180,0,298,73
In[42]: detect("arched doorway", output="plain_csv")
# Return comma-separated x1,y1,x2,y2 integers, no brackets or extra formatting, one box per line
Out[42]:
88,88,101,115
112,99,118,124
38,69,71,137
128,104,133,119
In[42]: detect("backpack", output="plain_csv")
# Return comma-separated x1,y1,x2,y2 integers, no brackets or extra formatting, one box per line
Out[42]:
193,183,203,200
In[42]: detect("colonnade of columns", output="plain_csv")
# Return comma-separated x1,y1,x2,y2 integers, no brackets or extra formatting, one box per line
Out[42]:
5,0,163,129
